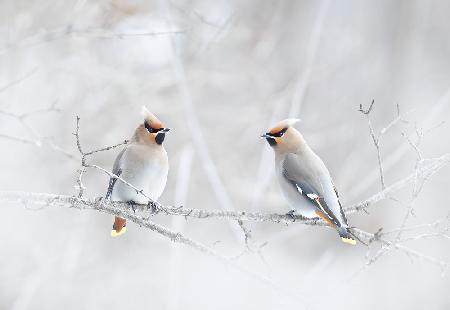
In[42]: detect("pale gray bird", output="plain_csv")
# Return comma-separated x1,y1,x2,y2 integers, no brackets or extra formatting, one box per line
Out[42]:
106,107,170,237
261,119,356,245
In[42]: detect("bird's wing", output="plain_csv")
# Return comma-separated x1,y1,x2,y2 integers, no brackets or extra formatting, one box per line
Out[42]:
282,153,343,227
106,148,125,200
333,183,348,224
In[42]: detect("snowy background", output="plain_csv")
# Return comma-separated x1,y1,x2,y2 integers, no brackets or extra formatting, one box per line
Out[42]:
1,0,450,309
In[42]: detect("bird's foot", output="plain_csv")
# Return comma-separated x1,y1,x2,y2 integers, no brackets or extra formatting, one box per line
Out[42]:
286,210,297,221
147,201,161,214
126,200,138,213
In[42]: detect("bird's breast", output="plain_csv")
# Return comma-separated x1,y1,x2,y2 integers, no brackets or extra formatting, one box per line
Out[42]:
114,145,168,203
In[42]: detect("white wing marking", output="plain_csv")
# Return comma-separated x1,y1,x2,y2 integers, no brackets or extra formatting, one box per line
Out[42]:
307,193,319,200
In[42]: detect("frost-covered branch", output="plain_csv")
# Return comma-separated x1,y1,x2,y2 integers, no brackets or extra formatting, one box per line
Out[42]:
0,190,316,303
355,103,449,271
344,153,450,214
353,228,449,274
358,100,411,190
2,190,448,274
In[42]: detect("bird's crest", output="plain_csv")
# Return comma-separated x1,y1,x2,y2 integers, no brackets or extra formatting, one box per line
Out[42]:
268,118,300,134
141,106,162,129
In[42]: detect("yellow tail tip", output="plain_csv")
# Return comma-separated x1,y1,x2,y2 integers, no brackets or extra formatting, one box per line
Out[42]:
111,227,127,237
341,237,357,245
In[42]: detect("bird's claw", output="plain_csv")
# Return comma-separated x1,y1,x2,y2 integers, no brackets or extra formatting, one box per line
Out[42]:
286,210,297,221
127,201,137,213
147,202,161,214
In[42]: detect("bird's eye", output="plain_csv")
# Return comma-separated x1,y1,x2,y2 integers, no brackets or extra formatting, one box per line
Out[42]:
272,127,288,137
144,121,160,133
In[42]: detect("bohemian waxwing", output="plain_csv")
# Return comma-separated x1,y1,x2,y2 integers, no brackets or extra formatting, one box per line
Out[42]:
106,107,170,237
261,119,356,245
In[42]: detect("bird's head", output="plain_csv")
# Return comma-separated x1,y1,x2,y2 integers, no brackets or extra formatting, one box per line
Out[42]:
135,106,170,145
261,118,301,151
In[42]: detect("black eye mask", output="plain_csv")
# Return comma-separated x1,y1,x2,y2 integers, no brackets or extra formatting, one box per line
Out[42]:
268,127,288,137
144,121,168,145
144,121,162,133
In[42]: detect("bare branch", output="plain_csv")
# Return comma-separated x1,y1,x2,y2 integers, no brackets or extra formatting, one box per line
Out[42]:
345,153,450,214
382,215,450,235
358,99,375,115
353,228,449,272
380,104,411,135
0,190,312,304
5,173,450,232
84,140,129,156
396,232,450,243
358,101,413,191
237,219,254,251
73,116,132,200
358,100,386,189
74,116,87,198
2,189,448,276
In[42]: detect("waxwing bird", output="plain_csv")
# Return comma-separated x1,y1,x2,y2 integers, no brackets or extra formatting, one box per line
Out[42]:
106,107,170,237
261,119,356,245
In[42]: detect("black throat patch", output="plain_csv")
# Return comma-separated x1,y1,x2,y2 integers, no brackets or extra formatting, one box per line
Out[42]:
266,137,276,146
155,132,166,145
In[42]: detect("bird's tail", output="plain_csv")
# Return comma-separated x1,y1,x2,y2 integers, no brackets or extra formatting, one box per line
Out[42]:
338,226,357,245
111,216,127,237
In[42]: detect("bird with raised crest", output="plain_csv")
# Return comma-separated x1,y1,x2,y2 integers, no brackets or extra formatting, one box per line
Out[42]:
106,107,170,237
261,119,357,245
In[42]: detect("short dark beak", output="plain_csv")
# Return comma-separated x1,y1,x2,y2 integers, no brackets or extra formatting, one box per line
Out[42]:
260,133,271,139
161,128,171,133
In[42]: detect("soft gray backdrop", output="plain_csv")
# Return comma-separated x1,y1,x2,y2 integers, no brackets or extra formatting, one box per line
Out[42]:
1,0,449,309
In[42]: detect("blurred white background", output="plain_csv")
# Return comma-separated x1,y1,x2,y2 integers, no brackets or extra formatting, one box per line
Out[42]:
1,0,449,309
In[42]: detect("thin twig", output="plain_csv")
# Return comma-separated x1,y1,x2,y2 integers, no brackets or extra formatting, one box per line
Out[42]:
358,99,375,115
358,100,385,189
345,153,450,214
353,228,449,272
84,140,129,156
